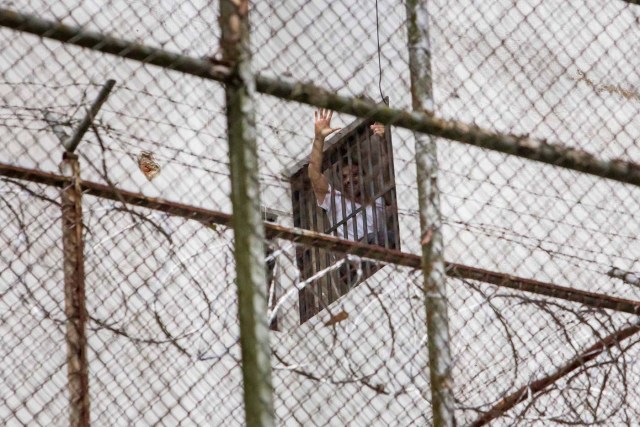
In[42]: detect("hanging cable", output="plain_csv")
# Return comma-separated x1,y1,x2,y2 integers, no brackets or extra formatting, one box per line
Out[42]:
375,0,388,105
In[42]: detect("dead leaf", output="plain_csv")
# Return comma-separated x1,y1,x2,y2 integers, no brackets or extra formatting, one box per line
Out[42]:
138,151,161,181
324,310,349,326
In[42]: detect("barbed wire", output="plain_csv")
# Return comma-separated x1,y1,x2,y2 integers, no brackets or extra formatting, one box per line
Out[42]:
3,0,640,425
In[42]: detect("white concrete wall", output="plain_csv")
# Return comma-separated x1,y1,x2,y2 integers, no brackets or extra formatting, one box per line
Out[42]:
2,0,640,425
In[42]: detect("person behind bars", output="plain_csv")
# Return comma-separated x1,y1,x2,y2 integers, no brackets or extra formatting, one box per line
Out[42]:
308,109,392,247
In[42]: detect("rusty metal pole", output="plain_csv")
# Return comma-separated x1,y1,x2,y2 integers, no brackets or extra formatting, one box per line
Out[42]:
405,0,457,425
60,152,90,427
56,79,114,427
219,1,275,426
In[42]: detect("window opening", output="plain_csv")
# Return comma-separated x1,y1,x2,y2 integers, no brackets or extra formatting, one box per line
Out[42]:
288,116,400,323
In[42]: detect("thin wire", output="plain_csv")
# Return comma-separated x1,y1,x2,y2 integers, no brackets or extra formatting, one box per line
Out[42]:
375,0,388,105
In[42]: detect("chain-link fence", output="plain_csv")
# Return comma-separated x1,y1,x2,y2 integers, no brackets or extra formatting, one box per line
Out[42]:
2,0,640,426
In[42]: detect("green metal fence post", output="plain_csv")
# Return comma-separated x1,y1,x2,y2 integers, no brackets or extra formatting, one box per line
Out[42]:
405,1,457,425
219,1,276,426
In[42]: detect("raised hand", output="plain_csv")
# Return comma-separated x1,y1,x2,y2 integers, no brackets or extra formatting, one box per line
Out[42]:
314,109,341,139
370,122,385,137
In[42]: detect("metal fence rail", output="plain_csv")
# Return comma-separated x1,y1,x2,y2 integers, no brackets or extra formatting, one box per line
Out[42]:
2,0,640,426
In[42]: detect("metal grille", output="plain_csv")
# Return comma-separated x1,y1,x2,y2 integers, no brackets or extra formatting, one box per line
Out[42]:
2,1,640,426
290,116,400,322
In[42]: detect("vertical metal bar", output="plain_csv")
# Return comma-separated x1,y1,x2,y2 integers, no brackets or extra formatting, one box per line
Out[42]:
354,134,371,281
364,127,382,247
405,1,457,426
310,189,326,310
329,160,347,295
329,157,339,235
303,180,317,320
336,151,353,289
60,152,90,427
355,135,368,240
336,152,349,240
385,126,400,250
341,147,357,287
219,1,275,426
292,181,304,321
346,141,359,241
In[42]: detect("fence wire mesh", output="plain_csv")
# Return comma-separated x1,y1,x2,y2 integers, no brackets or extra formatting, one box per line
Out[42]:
2,0,640,426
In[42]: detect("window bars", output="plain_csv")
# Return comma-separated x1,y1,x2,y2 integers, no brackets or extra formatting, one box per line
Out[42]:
290,116,400,322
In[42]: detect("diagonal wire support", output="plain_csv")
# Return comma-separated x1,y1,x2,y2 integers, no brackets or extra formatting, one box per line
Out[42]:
62,79,116,152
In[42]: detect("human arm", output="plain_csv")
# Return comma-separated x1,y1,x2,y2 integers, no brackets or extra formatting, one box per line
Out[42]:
309,109,340,205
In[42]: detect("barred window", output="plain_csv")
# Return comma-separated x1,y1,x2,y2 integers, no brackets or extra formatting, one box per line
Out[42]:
289,117,400,323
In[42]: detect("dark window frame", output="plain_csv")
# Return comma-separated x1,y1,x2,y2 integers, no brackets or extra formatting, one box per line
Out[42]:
287,116,400,323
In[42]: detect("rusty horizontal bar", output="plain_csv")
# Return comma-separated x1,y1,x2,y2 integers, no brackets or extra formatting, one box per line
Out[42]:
4,9,640,189
0,162,233,225
3,161,640,316
445,264,640,315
